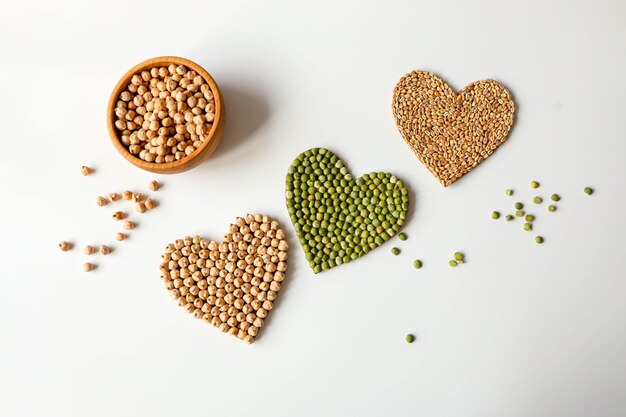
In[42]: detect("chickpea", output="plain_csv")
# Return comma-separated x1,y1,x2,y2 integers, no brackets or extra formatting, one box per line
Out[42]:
145,199,156,210
148,180,160,191
112,211,126,221
58,241,73,251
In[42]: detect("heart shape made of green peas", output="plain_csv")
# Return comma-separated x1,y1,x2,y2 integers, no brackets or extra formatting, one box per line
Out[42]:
285,148,409,273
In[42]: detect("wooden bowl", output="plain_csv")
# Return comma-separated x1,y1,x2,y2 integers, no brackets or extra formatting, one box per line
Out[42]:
107,56,225,174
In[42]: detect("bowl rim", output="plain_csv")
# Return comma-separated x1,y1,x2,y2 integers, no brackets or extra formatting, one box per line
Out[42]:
106,56,223,173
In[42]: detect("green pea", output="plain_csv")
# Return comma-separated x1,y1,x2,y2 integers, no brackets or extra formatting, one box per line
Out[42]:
505,214,514,221
531,181,540,189
505,189,513,196
535,236,544,244
515,210,525,217
398,232,407,241
391,247,400,256
533,196,542,204
454,252,464,263
525,214,535,222
491,211,500,219
551,194,560,202
405,334,415,343
449,260,458,267
547,205,556,212
584,187,593,195
413,259,422,269
514,202,524,210
523,222,532,231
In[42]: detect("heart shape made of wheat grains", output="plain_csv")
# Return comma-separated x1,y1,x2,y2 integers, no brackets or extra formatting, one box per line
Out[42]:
159,214,288,344
392,70,515,187
286,148,409,273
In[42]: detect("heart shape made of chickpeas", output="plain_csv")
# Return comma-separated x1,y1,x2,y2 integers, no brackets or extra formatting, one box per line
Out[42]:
286,148,409,273
159,214,288,344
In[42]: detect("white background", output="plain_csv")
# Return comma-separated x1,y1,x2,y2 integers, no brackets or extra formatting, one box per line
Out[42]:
1,1,625,416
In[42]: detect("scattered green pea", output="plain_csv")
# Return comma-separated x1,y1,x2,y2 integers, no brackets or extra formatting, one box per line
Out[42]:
535,236,544,244
533,196,542,204
391,247,400,256
413,259,422,269
515,210,525,217
523,222,532,231
551,194,560,202
531,181,540,189
514,202,524,210
505,189,513,196
449,260,458,267
547,205,556,212
398,232,407,241
454,252,465,263
584,187,593,195
505,214,514,221
525,214,535,222
491,211,500,219
405,334,415,343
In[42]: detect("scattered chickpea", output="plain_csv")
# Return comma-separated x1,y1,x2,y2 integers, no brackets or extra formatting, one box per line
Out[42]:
100,245,111,255
108,193,121,202
59,241,73,251
123,221,136,230
83,245,96,255
96,196,108,206
112,211,126,221
122,190,133,201
144,199,156,210
116,232,127,241
132,192,144,203
135,202,146,213
81,166,93,176
148,180,160,191
83,262,96,272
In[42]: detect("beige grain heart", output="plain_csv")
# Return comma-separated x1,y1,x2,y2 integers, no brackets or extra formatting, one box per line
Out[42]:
159,214,288,344
392,70,515,187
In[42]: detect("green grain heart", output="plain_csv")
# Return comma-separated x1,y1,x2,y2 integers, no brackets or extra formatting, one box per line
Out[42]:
285,148,409,273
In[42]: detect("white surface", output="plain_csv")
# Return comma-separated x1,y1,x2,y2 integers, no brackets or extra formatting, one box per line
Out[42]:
1,1,625,416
